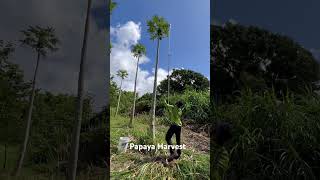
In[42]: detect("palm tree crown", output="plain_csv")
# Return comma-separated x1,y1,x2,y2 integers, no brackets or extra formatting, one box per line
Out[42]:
131,43,146,59
20,26,59,57
117,69,128,80
147,15,170,40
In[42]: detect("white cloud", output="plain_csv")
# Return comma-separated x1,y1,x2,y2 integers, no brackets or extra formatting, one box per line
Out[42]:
111,21,141,47
110,21,170,96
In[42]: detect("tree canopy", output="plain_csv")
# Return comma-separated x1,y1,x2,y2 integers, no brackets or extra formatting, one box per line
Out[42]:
211,23,320,99
20,26,59,57
116,69,128,80
147,15,170,40
131,43,146,59
157,69,209,96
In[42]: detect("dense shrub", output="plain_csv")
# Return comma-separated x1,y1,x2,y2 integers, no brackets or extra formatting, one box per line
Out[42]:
167,90,210,124
179,90,210,124
28,93,99,166
114,91,134,116
135,90,210,124
135,100,151,115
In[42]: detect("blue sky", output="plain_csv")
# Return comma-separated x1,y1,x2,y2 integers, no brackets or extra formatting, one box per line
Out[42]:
111,0,209,95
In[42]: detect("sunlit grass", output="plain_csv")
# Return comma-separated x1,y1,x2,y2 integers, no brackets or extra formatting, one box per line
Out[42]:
110,108,210,179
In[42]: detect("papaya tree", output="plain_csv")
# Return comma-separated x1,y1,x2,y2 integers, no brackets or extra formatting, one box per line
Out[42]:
115,69,128,117
129,43,146,127
15,26,59,176
147,15,169,140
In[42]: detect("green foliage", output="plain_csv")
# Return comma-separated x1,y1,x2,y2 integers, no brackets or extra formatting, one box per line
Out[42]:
110,0,117,14
135,90,210,124
212,90,320,179
211,24,320,102
211,144,229,180
134,95,152,115
0,40,14,60
211,23,320,179
0,36,105,178
117,91,134,115
113,155,210,180
131,43,146,59
147,15,170,40
20,26,59,57
28,92,93,164
109,76,118,107
0,41,29,145
110,112,210,179
157,69,209,96
116,69,128,80
180,90,210,124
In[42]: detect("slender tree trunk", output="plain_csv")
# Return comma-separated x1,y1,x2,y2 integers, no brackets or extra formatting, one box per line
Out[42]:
167,24,171,103
150,38,160,140
115,79,123,117
15,52,41,176
3,104,7,169
167,57,170,103
3,143,7,169
67,0,91,179
129,57,140,127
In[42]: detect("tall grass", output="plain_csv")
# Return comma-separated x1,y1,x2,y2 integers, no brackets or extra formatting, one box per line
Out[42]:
212,90,320,179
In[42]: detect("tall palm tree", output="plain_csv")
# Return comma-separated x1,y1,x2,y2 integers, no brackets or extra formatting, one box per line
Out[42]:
129,43,146,127
15,26,59,176
67,0,92,179
115,69,128,117
147,15,169,140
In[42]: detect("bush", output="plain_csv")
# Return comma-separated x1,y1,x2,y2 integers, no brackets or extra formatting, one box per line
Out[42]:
178,90,210,124
135,90,210,124
135,100,151,115
112,91,134,116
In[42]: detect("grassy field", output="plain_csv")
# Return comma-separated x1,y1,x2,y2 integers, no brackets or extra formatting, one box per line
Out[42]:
0,145,107,180
110,110,210,180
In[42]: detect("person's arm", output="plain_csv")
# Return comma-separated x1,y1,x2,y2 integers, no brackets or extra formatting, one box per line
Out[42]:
164,100,171,107
164,100,174,110
164,100,172,117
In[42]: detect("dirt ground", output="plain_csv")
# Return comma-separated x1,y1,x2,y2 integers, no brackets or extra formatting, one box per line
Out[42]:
182,124,210,152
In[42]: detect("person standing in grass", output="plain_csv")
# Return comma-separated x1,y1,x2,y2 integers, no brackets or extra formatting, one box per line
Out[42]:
164,100,184,162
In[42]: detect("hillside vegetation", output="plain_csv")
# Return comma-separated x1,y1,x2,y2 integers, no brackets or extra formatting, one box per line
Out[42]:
211,23,320,179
